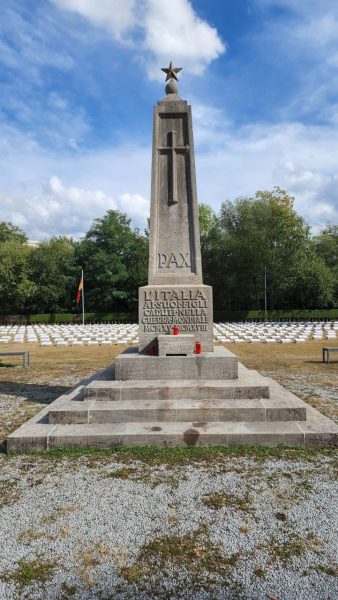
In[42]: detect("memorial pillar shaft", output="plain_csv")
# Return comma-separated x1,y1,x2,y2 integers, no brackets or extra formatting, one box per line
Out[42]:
139,70,213,353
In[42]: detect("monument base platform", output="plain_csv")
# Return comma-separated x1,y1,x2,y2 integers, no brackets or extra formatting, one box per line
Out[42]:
114,346,237,380
7,348,338,452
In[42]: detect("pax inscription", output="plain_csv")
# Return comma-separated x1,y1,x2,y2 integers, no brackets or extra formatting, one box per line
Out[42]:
158,252,191,269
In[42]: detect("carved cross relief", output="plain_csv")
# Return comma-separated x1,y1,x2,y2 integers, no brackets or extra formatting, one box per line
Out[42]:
158,130,189,205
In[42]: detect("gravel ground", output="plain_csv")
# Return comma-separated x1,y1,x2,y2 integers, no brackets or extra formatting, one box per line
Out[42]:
261,371,338,423
0,449,337,600
0,382,74,446
0,359,337,599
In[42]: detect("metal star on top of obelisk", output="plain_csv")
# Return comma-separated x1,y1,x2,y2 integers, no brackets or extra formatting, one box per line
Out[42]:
161,61,182,81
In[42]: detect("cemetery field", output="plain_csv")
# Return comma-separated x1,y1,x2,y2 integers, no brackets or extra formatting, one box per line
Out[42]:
0,341,337,599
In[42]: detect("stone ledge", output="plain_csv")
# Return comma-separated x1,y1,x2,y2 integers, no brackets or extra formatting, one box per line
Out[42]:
45,421,305,448
84,377,270,401
48,397,306,425
115,345,238,381
7,417,338,451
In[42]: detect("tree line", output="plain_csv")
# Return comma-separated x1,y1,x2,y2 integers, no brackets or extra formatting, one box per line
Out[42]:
0,188,337,315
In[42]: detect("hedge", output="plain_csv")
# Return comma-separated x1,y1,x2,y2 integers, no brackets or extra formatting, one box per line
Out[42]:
0,309,337,325
0,312,137,325
213,309,338,321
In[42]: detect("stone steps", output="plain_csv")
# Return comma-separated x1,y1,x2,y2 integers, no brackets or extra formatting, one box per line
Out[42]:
84,376,270,401
8,414,337,452
48,397,306,425
6,363,338,452
45,421,309,448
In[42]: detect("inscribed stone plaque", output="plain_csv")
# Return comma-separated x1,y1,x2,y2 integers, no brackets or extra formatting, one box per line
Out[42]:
139,284,213,353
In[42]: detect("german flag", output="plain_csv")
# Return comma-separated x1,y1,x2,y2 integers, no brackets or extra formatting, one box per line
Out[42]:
76,274,83,304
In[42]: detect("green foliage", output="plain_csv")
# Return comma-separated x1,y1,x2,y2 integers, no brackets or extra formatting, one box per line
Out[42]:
9,444,335,463
200,188,337,311
213,308,338,321
0,194,336,315
0,211,147,315
0,239,35,313
0,221,27,243
28,237,78,313
313,226,338,303
26,312,136,324
76,210,148,312
283,256,335,309
3,557,56,588
218,188,313,309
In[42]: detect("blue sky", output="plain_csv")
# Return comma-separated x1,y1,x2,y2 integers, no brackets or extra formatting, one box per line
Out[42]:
1,0,338,239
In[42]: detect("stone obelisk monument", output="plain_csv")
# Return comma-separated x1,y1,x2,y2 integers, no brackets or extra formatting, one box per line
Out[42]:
7,63,338,452
139,62,213,353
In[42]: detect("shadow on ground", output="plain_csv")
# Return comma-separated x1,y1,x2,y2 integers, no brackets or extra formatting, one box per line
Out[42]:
0,382,72,404
305,360,338,365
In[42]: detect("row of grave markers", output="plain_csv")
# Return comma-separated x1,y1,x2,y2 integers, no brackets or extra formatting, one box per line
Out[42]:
0,321,337,346
213,321,338,344
0,324,139,346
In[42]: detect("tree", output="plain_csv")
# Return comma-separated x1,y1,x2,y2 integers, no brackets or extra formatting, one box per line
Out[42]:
0,239,35,313
314,226,338,303
0,221,27,243
76,210,148,312
284,256,335,309
199,204,220,241
28,237,78,313
209,187,334,310
198,203,227,301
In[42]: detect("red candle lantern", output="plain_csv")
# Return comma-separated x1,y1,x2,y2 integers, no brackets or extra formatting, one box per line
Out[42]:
173,326,179,336
195,342,201,354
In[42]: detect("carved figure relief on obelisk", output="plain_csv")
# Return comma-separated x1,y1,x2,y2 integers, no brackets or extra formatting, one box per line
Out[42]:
139,62,213,352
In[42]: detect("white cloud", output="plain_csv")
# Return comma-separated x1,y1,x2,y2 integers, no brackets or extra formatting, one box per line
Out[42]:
192,114,338,233
0,5,75,83
1,111,337,240
259,5,338,52
118,192,150,226
0,176,149,240
0,3,91,152
142,0,225,79
53,0,225,77
0,124,151,239
54,0,137,41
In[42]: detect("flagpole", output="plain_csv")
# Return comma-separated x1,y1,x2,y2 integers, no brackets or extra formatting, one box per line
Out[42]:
81,269,85,326
264,266,267,322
